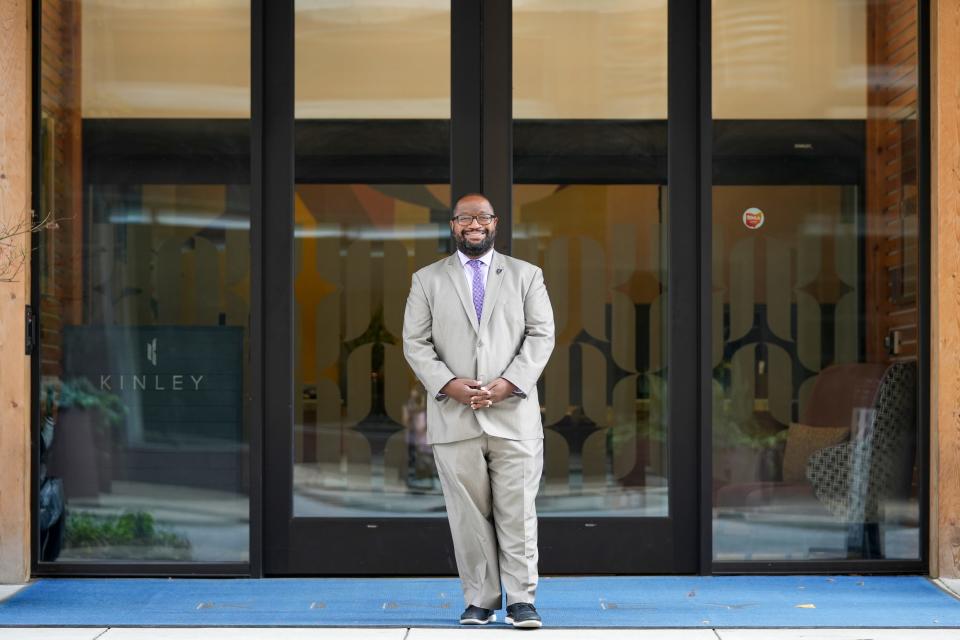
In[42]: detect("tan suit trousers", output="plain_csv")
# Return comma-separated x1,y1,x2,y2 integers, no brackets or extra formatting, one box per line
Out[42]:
432,433,543,610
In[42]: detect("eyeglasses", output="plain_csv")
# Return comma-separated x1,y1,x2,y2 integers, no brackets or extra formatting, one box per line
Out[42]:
452,214,497,226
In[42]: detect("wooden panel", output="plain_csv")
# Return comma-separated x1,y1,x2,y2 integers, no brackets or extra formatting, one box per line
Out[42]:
889,25,919,58
885,82,920,110
866,0,920,365
887,17,920,52
888,0,918,22
0,0,32,583
866,0,925,562
932,0,960,579
886,4,917,37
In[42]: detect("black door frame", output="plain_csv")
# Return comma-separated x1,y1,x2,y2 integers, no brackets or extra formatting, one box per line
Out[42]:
260,0,703,575
26,0,928,578
706,0,930,576
258,0,930,576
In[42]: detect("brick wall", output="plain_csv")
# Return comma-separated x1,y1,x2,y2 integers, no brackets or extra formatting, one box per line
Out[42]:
39,0,83,382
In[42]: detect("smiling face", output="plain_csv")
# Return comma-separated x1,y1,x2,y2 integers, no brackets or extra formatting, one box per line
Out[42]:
450,195,498,258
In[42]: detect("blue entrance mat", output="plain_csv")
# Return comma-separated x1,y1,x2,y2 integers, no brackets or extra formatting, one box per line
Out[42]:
1,576,958,628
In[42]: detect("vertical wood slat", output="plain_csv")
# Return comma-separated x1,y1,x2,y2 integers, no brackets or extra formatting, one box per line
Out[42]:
865,0,884,362
931,0,960,579
0,0,32,583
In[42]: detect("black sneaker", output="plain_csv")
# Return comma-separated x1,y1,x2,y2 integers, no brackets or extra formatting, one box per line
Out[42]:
505,602,542,629
459,605,496,625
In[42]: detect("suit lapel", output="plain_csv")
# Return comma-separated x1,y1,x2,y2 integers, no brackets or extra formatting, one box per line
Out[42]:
445,254,479,333
479,252,504,333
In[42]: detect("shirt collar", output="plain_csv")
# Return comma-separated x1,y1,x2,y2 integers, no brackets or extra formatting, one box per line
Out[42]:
457,248,494,267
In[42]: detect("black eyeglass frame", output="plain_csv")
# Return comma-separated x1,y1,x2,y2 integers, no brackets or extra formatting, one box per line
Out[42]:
451,213,498,226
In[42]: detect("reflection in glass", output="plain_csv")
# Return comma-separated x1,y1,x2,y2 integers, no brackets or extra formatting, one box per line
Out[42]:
292,1,450,517
514,186,668,516
37,1,251,562
82,0,250,118
513,0,669,517
513,0,667,119
40,184,252,562
292,185,451,516
292,0,450,517
711,0,920,561
295,0,450,119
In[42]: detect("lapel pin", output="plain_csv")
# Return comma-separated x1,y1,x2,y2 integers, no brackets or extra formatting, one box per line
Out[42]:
496,267,503,274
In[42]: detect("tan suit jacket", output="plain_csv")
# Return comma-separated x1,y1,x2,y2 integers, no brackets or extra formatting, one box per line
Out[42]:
402,251,555,444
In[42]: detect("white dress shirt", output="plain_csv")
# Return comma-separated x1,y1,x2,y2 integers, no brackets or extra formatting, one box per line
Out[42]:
457,248,494,300
443,248,523,396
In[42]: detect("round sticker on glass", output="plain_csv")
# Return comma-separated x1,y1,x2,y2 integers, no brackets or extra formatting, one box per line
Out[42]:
742,207,765,230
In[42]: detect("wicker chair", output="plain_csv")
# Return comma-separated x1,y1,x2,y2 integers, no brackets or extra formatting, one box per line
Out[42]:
806,361,917,558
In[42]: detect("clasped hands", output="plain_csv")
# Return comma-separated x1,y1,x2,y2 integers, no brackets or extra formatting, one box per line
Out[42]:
441,377,517,410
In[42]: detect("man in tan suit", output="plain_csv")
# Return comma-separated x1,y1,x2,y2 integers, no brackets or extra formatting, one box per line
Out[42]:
402,193,555,628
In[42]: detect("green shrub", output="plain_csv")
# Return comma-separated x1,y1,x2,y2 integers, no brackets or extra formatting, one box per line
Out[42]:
65,511,191,549
47,377,127,430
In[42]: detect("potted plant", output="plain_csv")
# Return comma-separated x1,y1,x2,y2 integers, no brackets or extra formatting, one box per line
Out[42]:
44,377,126,499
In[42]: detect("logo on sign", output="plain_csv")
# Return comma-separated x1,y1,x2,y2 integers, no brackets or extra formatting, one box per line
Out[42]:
147,338,158,367
742,207,765,230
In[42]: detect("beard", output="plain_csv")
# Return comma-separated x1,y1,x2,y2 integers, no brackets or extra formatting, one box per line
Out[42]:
453,227,496,257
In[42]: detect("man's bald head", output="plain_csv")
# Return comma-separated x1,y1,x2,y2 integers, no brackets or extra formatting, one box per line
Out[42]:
453,193,494,215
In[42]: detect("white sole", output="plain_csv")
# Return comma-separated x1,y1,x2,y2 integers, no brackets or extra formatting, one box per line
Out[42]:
505,616,543,629
460,614,495,625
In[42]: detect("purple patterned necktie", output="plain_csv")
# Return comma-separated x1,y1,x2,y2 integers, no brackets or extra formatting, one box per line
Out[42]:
467,259,484,322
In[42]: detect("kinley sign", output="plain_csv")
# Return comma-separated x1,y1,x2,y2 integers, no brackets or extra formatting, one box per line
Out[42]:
99,374,205,392
63,327,242,442
98,338,204,392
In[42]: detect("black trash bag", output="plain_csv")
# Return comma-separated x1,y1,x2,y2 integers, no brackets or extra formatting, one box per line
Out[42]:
39,412,65,561
39,476,65,561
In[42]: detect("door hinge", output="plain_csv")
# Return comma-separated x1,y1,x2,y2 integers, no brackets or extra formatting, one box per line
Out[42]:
884,329,903,356
25,305,37,355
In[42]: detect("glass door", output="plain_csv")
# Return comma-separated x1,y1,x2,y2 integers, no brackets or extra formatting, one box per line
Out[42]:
263,0,455,575
708,0,924,570
511,0,698,573
263,0,702,575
